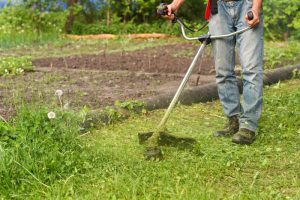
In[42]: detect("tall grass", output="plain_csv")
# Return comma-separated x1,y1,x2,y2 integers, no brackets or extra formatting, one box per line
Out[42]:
0,105,105,198
0,32,63,49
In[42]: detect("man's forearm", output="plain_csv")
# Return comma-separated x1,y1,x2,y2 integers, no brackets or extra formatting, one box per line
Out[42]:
170,0,185,12
252,0,262,14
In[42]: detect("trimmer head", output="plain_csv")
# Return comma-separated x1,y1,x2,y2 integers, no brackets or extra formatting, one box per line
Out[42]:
140,131,197,160
144,146,163,161
138,131,197,148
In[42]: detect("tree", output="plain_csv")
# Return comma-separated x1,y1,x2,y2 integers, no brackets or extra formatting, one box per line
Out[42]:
65,0,78,33
264,0,300,40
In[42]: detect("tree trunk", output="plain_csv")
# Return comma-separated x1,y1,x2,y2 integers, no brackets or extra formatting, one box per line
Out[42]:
283,32,289,41
106,8,110,27
65,0,77,34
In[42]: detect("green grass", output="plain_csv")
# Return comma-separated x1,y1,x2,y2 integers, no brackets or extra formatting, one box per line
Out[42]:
0,32,64,49
264,41,300,69
1,78,300,199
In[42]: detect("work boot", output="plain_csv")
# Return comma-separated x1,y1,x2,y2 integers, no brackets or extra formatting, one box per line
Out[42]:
214,115,239,137
232,128,256,145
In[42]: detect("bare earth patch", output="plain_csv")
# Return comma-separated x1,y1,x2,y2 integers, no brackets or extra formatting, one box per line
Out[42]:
1,43,216,119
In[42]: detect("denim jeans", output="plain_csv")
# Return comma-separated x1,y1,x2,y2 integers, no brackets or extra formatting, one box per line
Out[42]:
209,0,264,132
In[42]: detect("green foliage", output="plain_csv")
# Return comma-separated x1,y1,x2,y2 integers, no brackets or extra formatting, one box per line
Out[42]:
103,106,125,124
292,69,300,79
264,0,300,40
115,100,145,112
105,0,160,23
0,56,33,76
0,5,68,34
0,0,299,41
0,5,68,48
71,19,181,35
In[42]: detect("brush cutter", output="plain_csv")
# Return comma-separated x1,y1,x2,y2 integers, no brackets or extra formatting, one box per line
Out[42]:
139,3,254,160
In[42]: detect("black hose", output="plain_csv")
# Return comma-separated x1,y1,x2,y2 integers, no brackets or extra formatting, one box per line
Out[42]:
174,14,208,33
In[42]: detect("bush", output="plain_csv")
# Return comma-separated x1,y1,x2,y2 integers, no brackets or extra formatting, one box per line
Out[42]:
0,6,68,34
71,20,187,35
0,5,68,48
264,0,300,40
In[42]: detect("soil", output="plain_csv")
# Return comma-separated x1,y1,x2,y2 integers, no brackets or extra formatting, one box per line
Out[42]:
33,43,215,74
1,43,216,119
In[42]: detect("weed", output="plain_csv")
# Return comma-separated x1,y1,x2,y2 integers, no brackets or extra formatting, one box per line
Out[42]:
0,56,33,76
115,99,145,113
292,69,300,79
103,106,125,124
264,41,300,69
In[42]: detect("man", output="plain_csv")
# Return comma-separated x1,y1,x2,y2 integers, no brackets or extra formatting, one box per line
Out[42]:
164,0,263,145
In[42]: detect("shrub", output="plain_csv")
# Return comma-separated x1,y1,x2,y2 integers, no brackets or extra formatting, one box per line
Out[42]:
264,0,300,40
0,5,68,34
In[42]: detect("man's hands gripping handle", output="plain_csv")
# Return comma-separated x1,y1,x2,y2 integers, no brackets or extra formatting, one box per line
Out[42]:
157,3,176,21
157,3,255,26
246,11,254,21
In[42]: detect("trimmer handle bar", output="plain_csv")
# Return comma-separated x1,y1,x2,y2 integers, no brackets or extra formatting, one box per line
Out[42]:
157,3,254,43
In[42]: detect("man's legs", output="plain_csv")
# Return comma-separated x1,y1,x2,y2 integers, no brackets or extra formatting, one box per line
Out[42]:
209,1,241,119
236,0,264,133
209,0,263,144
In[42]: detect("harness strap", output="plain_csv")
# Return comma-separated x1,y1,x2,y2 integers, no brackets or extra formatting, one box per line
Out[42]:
205,0,219,20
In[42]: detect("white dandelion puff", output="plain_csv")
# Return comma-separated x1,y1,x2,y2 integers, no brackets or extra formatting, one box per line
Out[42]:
63,102,70,110
55,89,63,96
47,111,56,119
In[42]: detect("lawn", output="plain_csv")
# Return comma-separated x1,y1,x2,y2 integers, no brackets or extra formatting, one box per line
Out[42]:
1,77,299,199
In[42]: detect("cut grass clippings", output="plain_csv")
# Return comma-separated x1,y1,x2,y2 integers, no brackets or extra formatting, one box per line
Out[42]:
1,79,300,199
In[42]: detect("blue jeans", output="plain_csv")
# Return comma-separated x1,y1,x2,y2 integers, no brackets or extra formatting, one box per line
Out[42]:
209,0,264,132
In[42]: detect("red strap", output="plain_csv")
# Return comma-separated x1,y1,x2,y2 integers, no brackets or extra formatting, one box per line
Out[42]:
205,0,211,21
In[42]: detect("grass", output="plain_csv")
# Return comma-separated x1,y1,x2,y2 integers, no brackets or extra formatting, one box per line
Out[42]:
0,32,63,49
264,41,300,69
1,78,300,199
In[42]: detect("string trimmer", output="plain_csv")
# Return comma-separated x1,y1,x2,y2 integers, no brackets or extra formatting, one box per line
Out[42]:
139,3,254,160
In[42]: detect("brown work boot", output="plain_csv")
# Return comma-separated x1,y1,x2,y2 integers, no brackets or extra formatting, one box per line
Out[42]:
214,115,239,137
232,128,256,145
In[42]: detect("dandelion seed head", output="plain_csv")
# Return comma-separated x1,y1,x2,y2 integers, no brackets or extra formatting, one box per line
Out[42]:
55,89,63,97
47,111,56,119
63,102,70,110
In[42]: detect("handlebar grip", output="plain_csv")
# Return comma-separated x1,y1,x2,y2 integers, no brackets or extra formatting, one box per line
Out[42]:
247,11,254,20
157,3,168,16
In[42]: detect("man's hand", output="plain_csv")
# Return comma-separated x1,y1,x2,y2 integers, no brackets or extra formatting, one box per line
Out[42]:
162,4,175,20
245,9,259,28
162,0,184,21
246,0,262,28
